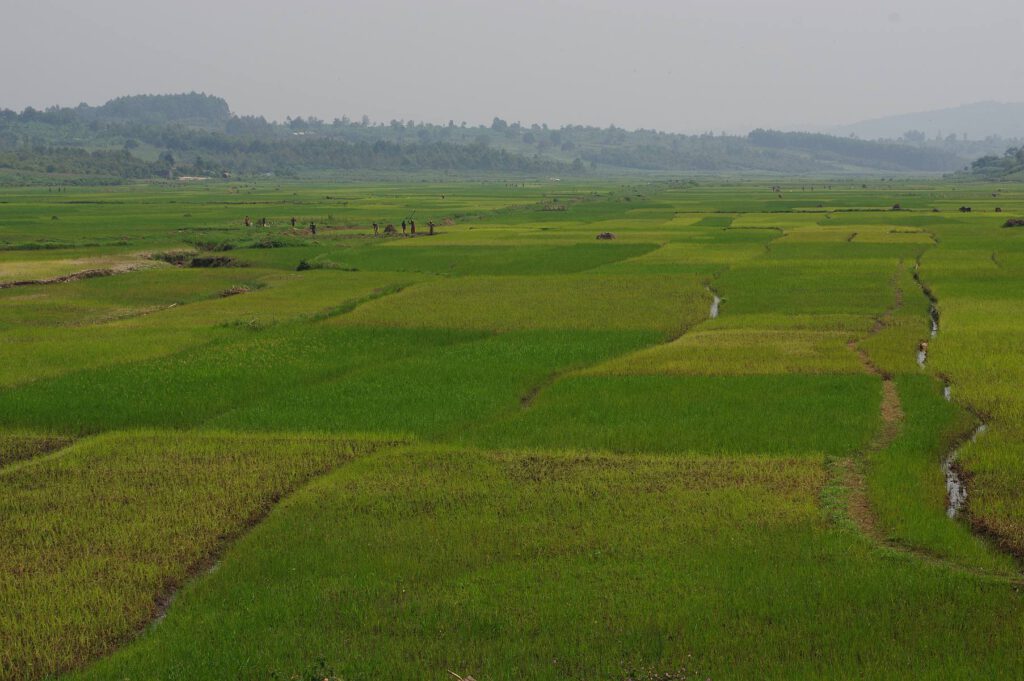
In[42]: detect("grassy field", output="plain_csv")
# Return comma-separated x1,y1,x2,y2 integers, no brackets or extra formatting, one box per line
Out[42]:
1,178,1024,679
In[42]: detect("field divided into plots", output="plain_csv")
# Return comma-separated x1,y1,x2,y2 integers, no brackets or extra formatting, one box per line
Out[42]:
2,180,1024,680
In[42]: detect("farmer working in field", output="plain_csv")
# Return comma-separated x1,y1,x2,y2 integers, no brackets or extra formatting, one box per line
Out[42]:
409,220,415,235
402,220,407,234
373,222,379,236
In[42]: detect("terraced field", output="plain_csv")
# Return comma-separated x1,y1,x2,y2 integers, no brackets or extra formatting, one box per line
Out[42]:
2,180,1024,679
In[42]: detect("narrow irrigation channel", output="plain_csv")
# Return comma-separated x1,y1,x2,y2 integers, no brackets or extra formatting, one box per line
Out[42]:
912,264,940,369
915,307,938,368
913,266,986,522
943,423,987,519
839,269,1015,580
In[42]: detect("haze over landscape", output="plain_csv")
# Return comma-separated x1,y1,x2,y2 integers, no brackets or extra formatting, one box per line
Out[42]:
6,2,1024,680
5,0,1024,134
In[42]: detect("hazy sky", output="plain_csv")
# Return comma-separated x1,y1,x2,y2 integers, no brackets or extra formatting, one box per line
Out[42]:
5,0,1023,133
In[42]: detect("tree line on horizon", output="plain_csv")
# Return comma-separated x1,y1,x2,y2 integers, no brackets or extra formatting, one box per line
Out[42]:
0,93,1006,182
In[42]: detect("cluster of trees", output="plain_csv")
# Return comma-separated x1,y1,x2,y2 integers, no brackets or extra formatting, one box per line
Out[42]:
0,92,997,181
579,138,833,172
0,95,574,180
966,147,1024,179
5,93,231,128
271,116,966,172
747,130,962,172
878,129,1021,161
0,148,167,178
0,139,571,179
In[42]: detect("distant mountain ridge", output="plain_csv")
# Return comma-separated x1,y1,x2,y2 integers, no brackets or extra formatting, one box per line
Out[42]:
828,101,1024,141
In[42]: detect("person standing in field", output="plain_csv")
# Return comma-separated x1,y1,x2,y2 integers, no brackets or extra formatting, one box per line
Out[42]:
409,220,415,235
310,223,317,236
428,220,435,235
244,215,252,227
402,220,407,234
373,222,379,236
291,217,297,228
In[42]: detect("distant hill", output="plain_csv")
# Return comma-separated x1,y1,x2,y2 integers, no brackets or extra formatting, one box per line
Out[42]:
78,93,231,128
828,102,1024,141
0,92,981,181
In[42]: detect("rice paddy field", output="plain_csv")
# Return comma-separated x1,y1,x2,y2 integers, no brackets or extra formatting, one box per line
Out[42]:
2,178,1024,680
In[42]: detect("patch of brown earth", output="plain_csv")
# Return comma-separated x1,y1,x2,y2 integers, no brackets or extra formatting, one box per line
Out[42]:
0,263,147,289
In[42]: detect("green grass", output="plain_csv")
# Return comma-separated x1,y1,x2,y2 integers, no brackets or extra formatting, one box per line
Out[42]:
209,330,659,441
71,447,1024,681
857,264,932,375
0,324,234,388
589,328,862,375
865,375,1016,574
716,259,897,317
0,431,387,680
236,242,663,276
923,246,1024,553
0,265,264,327
336,274,709,334
0,431,74,467
2,178,1024,679
0,252,152,285
474,374,881,455
0,326,480,433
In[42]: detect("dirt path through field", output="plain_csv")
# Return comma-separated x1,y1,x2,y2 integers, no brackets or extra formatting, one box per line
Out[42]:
842,342,904,541
0,262,151,289
836,342,1020,582
834,264,1021,582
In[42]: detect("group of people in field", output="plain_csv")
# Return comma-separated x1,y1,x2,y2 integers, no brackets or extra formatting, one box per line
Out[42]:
243,215,435,237
371,220,435,237
243,215,316,233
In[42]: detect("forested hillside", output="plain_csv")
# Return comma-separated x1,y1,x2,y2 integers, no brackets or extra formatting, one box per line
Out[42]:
0,93,979,182
961,147,1024,180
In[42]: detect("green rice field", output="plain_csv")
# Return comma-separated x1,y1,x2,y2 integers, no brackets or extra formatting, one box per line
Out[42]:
3,179,1024,679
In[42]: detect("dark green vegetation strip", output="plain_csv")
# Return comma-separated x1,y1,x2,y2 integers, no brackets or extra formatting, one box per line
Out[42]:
478,374,881,455
0,431,388,679
210,330,659,441
0,329,657,439
241,243,663,276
